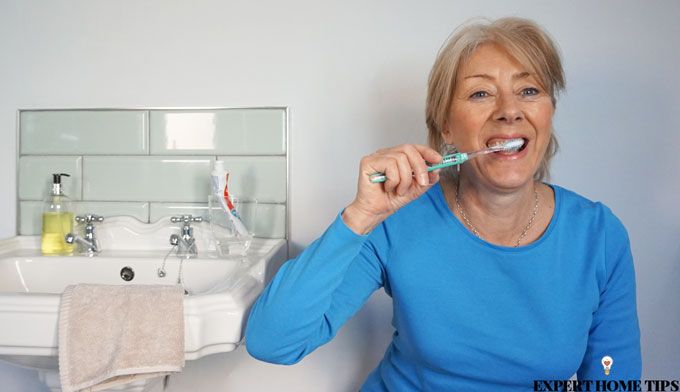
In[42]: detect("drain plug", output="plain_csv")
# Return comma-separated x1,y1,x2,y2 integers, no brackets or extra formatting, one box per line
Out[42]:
120,266,135,281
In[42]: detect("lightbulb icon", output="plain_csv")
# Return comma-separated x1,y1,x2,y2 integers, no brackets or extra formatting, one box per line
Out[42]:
601,355,613,376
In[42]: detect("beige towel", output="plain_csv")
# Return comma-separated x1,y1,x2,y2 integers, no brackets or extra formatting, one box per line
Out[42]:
58,284,185,392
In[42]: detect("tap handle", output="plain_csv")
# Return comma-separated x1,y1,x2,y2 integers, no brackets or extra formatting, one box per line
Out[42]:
171,215,187,223
171,215,203,224
75,214,104,224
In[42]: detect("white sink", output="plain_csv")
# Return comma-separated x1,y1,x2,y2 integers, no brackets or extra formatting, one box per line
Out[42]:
0,216,287,391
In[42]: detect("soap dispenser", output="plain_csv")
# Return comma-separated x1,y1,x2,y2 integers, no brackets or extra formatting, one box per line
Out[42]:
41,173,75,256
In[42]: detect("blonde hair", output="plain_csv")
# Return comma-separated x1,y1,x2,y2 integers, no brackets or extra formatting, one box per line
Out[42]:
426,17,565,181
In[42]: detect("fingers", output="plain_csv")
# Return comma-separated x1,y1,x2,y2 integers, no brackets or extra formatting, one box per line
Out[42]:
382,159,401,194
386,144,441,189
364,144,442,195
371,154,410,195
399,144,432,187
392,152,414,194
428,169,440,185
412,144,443,165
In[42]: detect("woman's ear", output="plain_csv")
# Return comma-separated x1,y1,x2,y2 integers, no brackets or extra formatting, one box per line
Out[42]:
440,124,453,144
438,126,459,156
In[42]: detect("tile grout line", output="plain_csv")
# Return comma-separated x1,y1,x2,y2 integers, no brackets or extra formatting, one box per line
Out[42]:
80,155,84,201
146,110,151,157
146,111,150,223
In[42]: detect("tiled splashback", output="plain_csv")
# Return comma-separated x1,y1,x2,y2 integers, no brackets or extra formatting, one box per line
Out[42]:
17,108,288,239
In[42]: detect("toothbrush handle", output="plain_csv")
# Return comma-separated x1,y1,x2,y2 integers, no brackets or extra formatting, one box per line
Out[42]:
368,153,469,183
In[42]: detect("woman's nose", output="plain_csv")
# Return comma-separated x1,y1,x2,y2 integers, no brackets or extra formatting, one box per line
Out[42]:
493,93,524,123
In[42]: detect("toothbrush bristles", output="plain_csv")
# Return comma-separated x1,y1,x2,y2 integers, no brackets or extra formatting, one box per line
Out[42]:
494,138,524,152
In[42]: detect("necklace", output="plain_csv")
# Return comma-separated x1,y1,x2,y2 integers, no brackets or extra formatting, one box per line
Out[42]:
454,181,540,247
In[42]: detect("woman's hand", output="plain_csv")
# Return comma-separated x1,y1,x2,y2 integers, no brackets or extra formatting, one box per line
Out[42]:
342,144,442,234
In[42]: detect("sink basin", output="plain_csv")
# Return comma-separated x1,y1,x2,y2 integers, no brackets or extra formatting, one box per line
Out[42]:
0,216,287,391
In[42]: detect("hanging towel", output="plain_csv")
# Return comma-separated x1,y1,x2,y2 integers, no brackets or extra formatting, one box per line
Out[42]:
58,284,185,392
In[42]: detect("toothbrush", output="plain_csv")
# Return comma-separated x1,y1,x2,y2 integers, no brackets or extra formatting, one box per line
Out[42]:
368,138,525,183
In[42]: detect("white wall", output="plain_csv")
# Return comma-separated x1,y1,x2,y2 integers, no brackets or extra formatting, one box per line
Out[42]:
1,1,678,390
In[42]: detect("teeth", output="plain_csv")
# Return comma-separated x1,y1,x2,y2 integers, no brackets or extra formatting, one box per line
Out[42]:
487,138,525,152
501,138,525,151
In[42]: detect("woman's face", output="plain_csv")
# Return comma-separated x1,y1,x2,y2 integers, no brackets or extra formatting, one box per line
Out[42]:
443,43,554,190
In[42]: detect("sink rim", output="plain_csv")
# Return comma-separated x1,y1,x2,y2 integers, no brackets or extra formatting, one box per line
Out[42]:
0,236,283,296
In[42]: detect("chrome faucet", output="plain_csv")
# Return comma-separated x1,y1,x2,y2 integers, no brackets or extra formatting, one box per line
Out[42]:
65,214,104,256
170,215,203,257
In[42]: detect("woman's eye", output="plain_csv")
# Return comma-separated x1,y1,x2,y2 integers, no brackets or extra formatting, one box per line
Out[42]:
469,91,489,99
521,87,540,97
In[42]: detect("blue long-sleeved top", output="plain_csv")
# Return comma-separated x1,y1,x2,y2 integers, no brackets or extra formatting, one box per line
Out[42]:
245,183,641,391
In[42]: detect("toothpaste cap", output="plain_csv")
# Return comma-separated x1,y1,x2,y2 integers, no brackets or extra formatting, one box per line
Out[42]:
212,160,225,174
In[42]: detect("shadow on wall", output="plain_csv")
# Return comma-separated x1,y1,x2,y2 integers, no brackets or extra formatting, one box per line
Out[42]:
553,65,677,203
554,66,680,378
0,363,48,392
637,243,680,378
348,291,395,388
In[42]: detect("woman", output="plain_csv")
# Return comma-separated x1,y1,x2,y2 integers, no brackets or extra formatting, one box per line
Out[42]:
246,17,641,390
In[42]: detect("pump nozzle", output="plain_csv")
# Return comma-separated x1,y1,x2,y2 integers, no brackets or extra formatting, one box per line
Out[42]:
52,173,71,184
50,173,70,196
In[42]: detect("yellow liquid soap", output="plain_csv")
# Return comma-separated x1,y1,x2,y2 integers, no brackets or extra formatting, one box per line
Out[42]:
41,212,75,255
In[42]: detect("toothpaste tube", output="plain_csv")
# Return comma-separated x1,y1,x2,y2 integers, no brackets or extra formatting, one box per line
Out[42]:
210,161,250,237
222,172,250,236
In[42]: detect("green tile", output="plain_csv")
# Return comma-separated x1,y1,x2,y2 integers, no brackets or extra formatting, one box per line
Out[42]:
19,201,43,235
18,156,82,200
216,156,287,203
83,156,212,202
150,108,285,155
249,203,286,239
21,110,147,155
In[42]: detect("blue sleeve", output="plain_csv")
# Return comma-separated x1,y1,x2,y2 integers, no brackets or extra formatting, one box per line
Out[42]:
245,211,389,365
577,208,642,380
